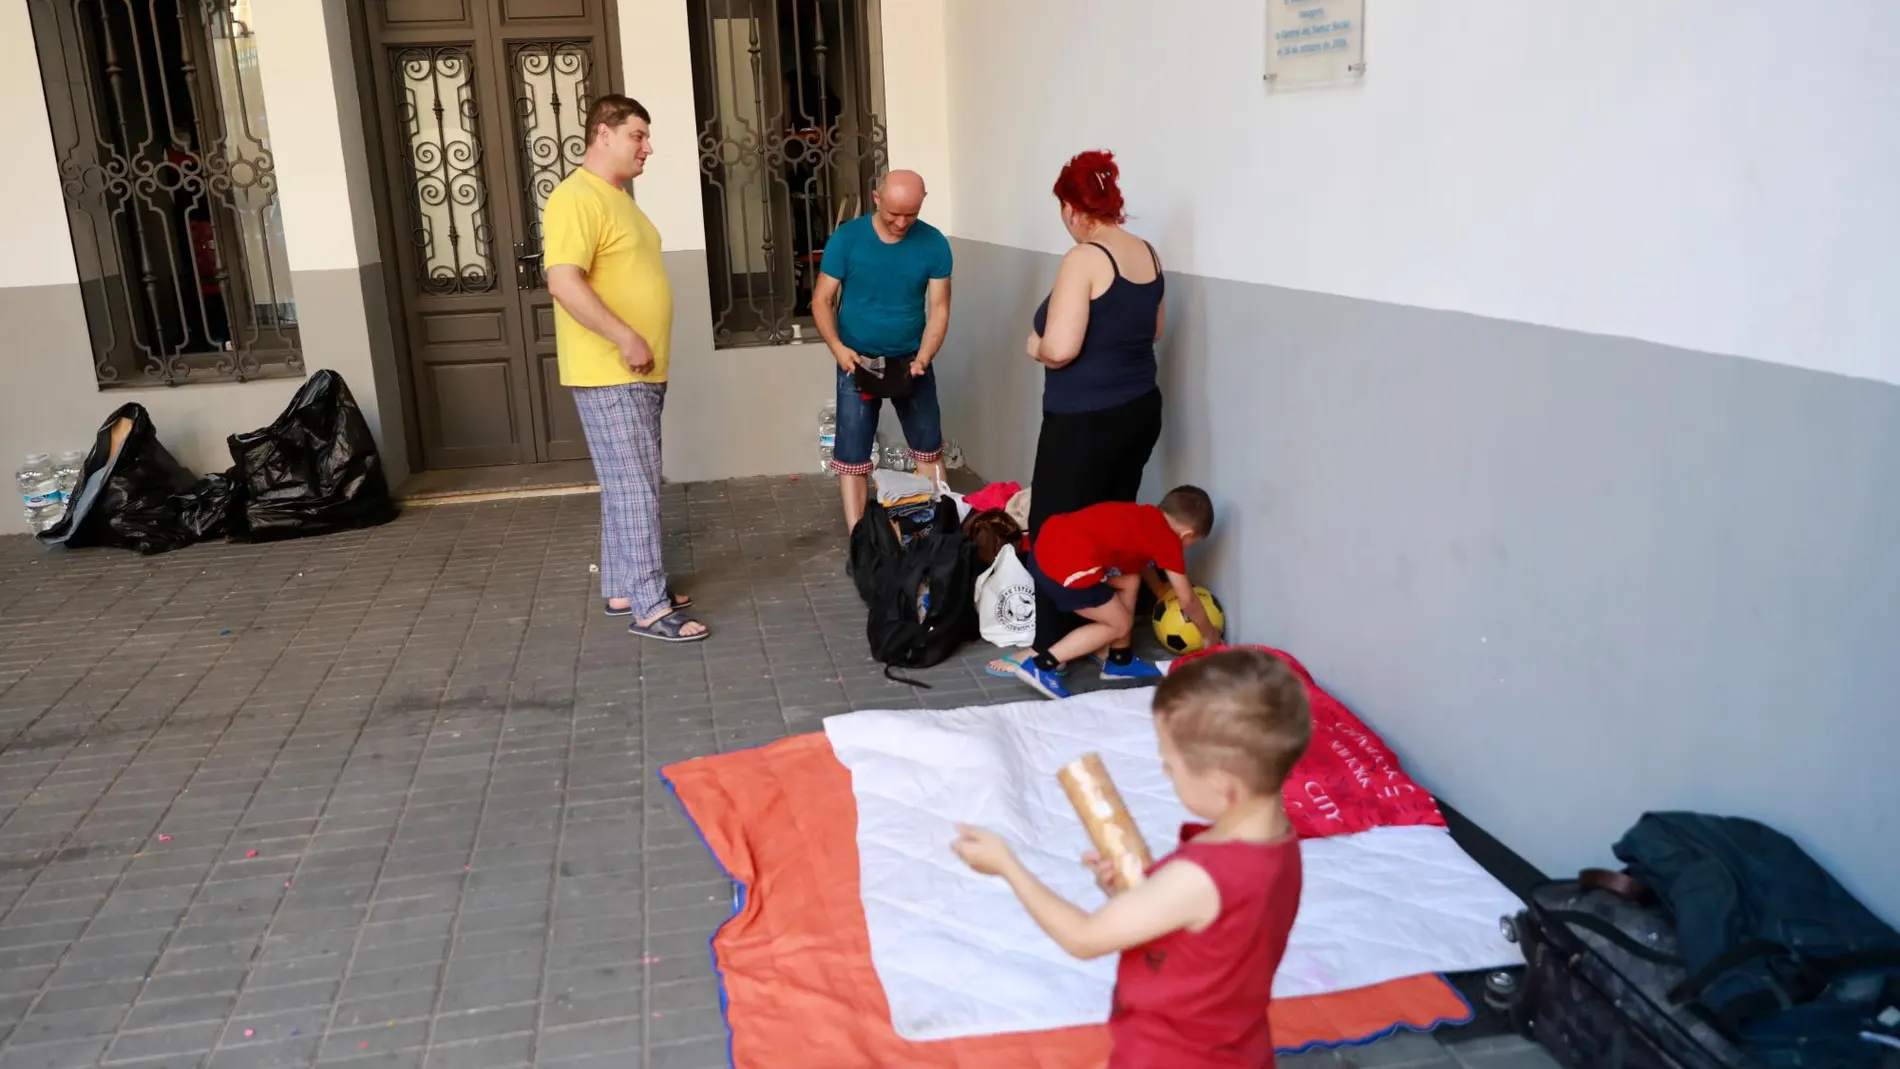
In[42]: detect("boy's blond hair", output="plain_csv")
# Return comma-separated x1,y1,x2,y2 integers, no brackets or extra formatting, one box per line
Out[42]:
1152,648,1312,794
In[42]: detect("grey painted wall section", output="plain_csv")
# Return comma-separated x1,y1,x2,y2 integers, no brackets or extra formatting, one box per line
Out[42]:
656,249,836,485
933,237,1900,925
0,264,408,535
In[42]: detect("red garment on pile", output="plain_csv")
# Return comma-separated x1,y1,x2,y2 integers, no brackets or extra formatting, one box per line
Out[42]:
965,481,1021,513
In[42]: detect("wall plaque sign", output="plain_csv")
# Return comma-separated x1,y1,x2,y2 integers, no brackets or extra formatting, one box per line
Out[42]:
1266,0,1366,89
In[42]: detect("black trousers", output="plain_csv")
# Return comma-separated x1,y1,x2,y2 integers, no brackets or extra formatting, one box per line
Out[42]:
1027,388,1164,655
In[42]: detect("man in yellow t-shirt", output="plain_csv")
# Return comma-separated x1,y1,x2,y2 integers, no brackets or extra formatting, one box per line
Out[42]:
544,94,706,643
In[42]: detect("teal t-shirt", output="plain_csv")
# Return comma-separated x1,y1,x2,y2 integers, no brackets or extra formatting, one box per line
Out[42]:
820,215,953,356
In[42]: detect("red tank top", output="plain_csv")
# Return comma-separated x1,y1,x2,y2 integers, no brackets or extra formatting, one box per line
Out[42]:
1108,823,1303,1069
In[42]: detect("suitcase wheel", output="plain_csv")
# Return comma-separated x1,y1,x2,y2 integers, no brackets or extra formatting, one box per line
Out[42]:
1482,969,1520,1014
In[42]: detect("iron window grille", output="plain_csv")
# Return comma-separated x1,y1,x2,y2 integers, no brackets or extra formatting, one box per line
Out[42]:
390,43,498,299
511,39,596,292
28,0,302,389
686,0,888,349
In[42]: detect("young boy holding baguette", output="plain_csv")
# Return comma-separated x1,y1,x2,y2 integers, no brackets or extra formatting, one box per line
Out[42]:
952,647,1314,1068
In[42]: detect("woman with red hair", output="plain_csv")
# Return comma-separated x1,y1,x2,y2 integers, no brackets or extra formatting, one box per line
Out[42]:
1007,150,1170,679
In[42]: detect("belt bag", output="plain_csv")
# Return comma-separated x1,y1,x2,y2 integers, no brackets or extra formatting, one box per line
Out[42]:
853,352,918,399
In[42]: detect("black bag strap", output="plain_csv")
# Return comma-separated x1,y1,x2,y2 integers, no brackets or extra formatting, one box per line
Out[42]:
883,663,931,688
1545,908,1683,966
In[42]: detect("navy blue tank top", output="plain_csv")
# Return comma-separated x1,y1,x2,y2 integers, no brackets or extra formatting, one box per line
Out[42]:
1032,241,1164,415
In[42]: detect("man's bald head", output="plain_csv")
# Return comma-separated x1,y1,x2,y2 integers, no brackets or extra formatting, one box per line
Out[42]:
880,169,925,206
873,169,927,236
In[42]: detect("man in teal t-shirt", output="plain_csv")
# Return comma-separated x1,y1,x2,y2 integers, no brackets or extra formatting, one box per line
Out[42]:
812,169,954,533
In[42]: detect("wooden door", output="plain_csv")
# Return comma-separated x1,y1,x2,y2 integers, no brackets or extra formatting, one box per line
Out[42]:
361,0,616,468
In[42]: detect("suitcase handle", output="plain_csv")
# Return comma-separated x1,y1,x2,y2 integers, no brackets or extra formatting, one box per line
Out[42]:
1580,867,1656,904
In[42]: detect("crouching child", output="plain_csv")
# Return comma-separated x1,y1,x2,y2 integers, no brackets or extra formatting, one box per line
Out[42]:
990,485,1223,700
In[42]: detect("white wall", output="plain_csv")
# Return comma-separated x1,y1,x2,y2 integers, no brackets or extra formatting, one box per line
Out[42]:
944,0,1900,386
619,0,707,251
878,0,954,232
249,0,383,272
0,4,79,292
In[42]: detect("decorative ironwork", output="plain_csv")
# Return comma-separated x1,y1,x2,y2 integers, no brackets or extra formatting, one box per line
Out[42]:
687,0,888,348
28,0,302,388
392,44,496,296
509,40,594,291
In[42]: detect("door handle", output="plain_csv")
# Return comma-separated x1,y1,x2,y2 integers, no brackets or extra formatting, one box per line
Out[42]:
513,243,543,287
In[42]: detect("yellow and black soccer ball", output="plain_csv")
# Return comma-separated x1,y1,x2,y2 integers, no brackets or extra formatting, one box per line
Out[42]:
1151,587,1225,653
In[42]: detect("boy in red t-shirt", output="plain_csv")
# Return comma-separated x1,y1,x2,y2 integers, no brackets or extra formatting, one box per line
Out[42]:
952,647,1313,1068
990,485,1223,700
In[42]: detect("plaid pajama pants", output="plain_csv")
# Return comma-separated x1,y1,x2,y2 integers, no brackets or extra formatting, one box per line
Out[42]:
573,382,670,620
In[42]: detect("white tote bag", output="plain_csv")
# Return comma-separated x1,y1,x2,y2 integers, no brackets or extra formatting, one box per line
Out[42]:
974,543,1036,648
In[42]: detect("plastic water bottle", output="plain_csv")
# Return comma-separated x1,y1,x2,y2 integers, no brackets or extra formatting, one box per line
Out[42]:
54,450,83,499
817,403,836,475
48,450,83,530
880,443,915,473
16,454,58,533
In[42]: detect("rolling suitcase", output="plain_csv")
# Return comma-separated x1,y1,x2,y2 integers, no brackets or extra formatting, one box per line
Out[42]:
1507,874,1757,1069
1504,812,1900,1069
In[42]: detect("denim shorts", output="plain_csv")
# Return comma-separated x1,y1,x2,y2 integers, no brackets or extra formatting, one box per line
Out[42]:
830,362,944,476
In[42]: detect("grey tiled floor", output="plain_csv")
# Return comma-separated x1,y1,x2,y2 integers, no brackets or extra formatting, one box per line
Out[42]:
0,477,1560,1068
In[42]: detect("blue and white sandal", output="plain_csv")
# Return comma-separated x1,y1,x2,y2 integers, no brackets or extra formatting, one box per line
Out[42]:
986,655,1072,700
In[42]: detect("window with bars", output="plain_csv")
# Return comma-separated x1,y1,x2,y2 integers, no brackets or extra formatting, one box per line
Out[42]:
685,0,888,349
27,0,301,388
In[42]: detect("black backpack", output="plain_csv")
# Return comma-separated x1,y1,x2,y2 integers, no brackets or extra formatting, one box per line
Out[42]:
848,498,979,685
1606,812,1900,1065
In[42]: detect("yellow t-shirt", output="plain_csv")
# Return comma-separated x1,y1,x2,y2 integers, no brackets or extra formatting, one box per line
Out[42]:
541,167,674,386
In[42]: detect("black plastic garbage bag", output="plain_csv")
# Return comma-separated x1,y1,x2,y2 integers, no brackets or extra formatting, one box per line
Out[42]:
175,471,239,542
38,403,201,555
227,369,397,542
